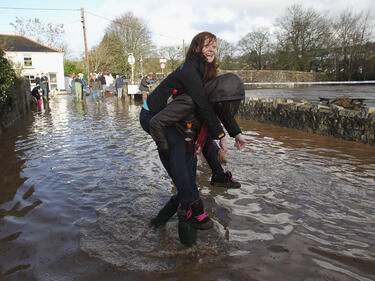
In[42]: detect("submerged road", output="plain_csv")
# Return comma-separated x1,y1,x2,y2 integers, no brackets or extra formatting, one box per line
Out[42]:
0,91,374,281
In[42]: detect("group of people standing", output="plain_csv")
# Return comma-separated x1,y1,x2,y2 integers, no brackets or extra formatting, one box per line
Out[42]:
30,72,50,110
91,72,123,99
69,70,157,104
69,72,129,103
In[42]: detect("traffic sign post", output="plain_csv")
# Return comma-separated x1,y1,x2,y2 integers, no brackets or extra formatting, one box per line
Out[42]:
160,62,166,74
160,58,166,74
128,53,135,85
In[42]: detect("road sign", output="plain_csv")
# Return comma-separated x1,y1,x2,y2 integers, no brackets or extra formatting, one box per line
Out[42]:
128,53,135,65
160,58,167,63
160,62,166,69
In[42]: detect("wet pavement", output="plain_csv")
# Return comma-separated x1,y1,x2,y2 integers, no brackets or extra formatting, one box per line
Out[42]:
0,91,374,281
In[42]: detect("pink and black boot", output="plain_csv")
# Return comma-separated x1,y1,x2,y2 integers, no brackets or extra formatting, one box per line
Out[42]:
177,199,213,230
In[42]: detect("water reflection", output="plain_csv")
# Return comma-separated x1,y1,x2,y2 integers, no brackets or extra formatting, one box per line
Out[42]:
0,94,374,280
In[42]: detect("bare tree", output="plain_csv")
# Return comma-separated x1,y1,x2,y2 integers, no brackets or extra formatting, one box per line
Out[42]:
216,37,236,70
332,9,373,80
105,12,154,75
237,28,270,70
88,44,108,74
10,17,66,52
275,4,332,71
159,45,183,70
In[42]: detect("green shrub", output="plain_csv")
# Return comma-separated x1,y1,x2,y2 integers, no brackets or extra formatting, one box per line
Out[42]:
0,48,16,103
64,59,86,77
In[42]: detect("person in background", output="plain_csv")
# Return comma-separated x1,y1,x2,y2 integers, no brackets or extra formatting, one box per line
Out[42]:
81,74,87,99
89,73,101,103
106,73,115,94
31,84,42,110
115,74,124,99
99,72,106,97
74,74,83,102
139,75,150,100
35,73,41,86
40,72,50,101
70,73,76,97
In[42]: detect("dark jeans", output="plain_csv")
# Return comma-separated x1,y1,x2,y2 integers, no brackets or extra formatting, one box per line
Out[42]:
140,108,199,209
201,135,224,176
139,108,224,207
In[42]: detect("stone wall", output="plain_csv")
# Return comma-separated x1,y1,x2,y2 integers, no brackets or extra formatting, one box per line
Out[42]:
0,78,31,134
222,70,327,88
238,98,375,145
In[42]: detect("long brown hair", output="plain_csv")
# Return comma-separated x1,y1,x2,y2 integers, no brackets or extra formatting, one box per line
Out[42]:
185,31,218,83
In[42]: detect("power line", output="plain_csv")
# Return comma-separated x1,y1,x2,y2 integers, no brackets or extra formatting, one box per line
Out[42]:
85,10,184,42
1,6,187,52
0,7,79,11
0,7,184,42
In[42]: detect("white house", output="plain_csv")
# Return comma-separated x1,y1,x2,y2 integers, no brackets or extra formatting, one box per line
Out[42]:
0,34,65,91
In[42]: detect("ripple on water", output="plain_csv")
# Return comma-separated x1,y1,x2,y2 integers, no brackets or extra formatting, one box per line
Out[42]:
76,197,229,272
2,96,375,280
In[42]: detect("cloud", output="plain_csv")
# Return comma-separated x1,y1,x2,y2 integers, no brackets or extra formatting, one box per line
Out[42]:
63,0,375,57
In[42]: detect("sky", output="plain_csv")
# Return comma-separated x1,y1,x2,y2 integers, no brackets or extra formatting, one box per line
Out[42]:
0,0,374,58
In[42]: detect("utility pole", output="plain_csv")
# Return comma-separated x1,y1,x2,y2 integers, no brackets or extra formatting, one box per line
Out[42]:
140,55,143,77
182,39,185,59
81,8,90,85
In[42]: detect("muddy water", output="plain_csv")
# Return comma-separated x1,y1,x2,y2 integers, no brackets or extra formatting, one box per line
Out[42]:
0,95,374,281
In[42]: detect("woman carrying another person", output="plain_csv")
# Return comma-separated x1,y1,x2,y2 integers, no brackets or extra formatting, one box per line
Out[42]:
149,72,248,232
140,31,249,234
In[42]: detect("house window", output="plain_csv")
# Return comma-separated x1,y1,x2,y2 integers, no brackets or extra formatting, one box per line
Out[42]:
24,57,32,67
24,75,35,85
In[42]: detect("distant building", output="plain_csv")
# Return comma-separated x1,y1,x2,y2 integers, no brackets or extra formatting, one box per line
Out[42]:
0,34,65,91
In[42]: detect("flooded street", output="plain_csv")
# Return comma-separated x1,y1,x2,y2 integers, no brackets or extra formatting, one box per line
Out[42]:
1,92,375,281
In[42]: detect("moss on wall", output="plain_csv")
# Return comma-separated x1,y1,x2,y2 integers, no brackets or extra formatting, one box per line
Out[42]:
238,98,375,145
0,78,31,134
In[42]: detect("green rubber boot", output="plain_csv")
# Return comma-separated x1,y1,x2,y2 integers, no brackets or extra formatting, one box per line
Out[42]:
178,220,197,247
150,199,177,228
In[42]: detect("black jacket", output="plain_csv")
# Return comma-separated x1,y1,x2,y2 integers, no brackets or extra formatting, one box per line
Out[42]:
31,85,41,100
150,73,245,154
35,77,41,85
99,75,106,85
139,77,150,92
146,54,224,139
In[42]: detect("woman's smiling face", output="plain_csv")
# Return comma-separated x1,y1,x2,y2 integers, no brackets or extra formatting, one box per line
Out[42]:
202,37,217,63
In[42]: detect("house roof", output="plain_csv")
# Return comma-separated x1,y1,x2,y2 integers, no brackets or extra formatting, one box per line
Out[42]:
0,34,61,53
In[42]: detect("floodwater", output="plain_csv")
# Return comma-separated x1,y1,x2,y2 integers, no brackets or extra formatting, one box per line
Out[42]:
0,91,375,281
